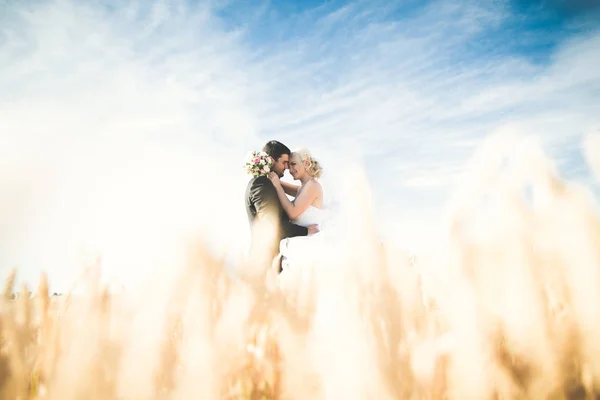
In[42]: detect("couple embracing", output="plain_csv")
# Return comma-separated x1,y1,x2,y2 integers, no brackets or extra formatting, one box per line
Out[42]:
244,140,324,273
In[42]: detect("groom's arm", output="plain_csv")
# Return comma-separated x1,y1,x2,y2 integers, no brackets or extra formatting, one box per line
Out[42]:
285,220,308,238
251,176,279,221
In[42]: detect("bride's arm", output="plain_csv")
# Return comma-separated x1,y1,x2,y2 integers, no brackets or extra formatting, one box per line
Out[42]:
280,180,300,197
270,173,318,220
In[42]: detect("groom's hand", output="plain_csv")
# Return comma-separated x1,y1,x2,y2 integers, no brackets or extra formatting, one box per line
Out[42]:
307,224,319,235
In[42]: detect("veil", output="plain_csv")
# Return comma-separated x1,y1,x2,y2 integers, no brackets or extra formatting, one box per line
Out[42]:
314,165,346,237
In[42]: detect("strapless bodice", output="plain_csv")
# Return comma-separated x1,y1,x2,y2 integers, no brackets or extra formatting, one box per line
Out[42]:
292,205,323,227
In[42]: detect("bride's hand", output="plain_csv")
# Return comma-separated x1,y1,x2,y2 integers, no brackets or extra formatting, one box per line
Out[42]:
268,172,281,186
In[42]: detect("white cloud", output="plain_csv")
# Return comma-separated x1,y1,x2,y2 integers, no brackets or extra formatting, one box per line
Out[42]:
0,0,262,290
241,1,599,186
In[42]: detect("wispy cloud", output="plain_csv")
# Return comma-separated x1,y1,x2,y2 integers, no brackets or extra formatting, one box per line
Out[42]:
1,0,599,287
239,0,600,178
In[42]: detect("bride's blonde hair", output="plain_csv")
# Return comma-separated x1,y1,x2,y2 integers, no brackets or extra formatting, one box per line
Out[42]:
293,148,323,179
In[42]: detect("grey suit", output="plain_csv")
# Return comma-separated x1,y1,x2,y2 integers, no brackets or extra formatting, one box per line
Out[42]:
245,175,308,268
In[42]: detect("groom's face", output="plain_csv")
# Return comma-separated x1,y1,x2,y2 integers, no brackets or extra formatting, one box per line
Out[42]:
271,154,289,177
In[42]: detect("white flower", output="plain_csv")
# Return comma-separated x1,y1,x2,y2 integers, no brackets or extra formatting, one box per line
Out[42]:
264,165,270,172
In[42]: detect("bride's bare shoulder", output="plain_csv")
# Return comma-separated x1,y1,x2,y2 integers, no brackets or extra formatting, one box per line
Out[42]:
305,179,323,193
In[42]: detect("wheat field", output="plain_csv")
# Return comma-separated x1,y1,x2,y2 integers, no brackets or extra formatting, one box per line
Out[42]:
2,135,600,399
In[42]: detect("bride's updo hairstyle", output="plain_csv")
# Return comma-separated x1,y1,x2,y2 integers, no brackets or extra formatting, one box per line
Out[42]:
293,148,323,179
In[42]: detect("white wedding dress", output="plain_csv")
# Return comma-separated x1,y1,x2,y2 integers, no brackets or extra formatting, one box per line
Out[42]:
291,204,324,228
279,202,326,272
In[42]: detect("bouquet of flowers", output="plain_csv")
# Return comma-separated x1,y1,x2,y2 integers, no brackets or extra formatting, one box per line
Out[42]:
244,151,273,177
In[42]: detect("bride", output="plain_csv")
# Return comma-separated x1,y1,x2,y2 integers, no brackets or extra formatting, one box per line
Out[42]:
268,148,324,270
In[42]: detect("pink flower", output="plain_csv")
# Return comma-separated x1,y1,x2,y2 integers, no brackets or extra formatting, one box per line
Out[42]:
260,168,266,174
254,157,260,163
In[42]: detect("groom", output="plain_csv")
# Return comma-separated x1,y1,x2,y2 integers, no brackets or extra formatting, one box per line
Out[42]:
245,140,318,272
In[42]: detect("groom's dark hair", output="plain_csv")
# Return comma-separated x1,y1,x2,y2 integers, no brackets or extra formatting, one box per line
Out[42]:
262,140,291,161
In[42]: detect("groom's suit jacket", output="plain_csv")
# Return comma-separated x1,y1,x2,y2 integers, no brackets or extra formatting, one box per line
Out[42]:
245,175,308,261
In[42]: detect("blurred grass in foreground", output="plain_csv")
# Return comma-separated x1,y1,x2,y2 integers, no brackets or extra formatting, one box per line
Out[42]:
2,135,600,399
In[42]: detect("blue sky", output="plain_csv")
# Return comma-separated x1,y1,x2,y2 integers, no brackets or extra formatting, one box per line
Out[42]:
0,0,599,290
